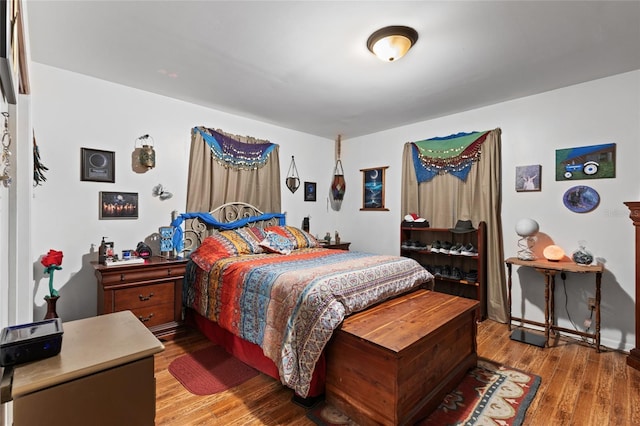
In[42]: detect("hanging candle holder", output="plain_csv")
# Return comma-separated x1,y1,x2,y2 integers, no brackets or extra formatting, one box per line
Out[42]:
135,134,156,170
330,135,345,211
0,112,12,188
286,155,300,193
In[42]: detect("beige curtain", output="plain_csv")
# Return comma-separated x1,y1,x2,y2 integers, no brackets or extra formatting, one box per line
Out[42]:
186,127,281,213
401,129,507,323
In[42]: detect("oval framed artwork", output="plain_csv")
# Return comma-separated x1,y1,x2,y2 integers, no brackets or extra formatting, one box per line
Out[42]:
562,185,600,213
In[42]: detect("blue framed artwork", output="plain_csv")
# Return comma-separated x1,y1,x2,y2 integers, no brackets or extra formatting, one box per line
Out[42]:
361,166,389,211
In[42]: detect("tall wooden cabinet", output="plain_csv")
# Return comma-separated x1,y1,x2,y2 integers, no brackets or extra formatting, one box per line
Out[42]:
401,221,486,319
624,201,640,370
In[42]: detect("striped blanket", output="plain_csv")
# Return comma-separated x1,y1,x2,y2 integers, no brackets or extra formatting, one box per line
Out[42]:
184,248,432,396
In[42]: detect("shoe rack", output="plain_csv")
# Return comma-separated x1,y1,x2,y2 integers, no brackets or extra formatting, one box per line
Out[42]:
401,221,487,320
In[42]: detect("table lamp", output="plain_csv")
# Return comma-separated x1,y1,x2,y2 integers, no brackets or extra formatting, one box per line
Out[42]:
515,218,539,261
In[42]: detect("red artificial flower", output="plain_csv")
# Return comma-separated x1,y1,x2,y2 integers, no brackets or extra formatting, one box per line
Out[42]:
41,249,63,267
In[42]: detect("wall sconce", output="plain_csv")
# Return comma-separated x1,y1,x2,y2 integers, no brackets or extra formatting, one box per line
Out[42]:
135,134,156,170
152,184,173,200
367,26,418,62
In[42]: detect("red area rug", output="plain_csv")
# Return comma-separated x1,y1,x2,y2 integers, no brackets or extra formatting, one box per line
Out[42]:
168,345,259,395
307,359,540,426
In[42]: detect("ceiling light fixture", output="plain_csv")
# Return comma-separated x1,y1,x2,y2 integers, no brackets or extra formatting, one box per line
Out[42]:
367,26,418,62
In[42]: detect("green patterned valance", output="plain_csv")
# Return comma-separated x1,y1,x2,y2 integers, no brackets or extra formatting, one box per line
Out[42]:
411,131,489,182
194,126,277,170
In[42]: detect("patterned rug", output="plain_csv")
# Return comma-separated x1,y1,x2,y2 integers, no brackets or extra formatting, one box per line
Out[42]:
307,359,540,426
168,345,259,395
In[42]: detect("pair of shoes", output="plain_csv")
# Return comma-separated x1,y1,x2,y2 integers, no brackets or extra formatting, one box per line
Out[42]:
448,243,463,255
461,243,478,256
439,241,453,254
414,241,428,250
464,269,478,282
430,241,442,253
450,267,464,280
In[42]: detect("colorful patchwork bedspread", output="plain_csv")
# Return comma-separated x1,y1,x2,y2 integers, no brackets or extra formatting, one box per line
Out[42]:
184,248,433,397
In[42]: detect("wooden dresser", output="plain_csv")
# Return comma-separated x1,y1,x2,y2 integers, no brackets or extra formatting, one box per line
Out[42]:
93,256,187,339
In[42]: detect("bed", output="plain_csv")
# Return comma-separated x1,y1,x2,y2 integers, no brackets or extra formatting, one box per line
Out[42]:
173,202,435,399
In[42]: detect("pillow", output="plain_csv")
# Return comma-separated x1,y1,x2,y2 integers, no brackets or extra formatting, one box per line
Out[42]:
259,231,295,255
189,233,239,271
231,227,265,254
190,229,261,270
264,225,319,249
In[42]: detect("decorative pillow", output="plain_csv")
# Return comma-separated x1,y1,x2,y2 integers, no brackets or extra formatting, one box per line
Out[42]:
264,225,319,249
259,231,295,255
231,227,264,254
189,232,239,271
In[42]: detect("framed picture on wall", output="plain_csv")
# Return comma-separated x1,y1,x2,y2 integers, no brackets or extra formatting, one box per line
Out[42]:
81,148,115,183
360,166,389,211
515,164,541,192
555,142,616,181
99,191,138,219
304,181,316,201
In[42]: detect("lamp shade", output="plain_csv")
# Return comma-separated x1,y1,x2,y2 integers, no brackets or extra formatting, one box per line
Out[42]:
515,218,539,237
367,26,418,62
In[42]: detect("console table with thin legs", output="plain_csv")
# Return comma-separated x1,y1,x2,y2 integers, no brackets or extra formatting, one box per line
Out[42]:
505,257,604,352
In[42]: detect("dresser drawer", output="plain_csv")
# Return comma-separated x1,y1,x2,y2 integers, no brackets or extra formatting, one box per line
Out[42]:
100,265,185,286
113,282,175,311
129,304,175,328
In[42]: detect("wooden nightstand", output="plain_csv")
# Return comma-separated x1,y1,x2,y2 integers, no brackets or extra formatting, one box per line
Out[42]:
92,256,187,339
321,241,351,250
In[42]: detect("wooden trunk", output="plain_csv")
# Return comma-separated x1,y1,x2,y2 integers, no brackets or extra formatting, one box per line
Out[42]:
326,289,478,426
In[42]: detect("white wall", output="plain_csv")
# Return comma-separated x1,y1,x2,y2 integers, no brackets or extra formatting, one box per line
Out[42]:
28,63,640,351
29,63,339,322
342,70,640,352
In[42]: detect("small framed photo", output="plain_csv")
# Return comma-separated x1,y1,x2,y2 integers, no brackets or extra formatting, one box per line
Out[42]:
81,148,115,183
99,191,138,219
361,166,389,211
515,164,541,192
304,182,316,202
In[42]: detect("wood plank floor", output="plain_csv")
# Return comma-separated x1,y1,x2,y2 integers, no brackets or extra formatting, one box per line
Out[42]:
154,320,640,425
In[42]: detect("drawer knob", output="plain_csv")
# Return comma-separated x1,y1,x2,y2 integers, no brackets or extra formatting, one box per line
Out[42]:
138,292,154,301
138,313,154,323
120,273,126,281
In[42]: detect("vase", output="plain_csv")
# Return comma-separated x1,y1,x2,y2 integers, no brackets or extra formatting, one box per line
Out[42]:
572,242,594,265
44,295,60,320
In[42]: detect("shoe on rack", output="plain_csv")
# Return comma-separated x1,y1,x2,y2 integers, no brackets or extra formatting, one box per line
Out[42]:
401,240,411,249
439,241,452,254
440,265,452,278
449,243,463,255
415,241,428,250
430,241,442,253
433,265,443,276
461,243,478,256
450,267,463,280
464,269,478,282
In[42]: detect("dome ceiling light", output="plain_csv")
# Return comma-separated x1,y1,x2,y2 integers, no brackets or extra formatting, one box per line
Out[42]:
366,26,418,62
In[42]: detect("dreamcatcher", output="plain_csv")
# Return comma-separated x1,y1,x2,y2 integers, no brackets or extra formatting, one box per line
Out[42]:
329,135,345,211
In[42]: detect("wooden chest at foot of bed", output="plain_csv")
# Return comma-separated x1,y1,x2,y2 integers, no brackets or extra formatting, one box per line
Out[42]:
325,289,479,426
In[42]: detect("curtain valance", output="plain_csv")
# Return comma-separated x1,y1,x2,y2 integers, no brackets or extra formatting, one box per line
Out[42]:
411,131,489,182
194,126,278,170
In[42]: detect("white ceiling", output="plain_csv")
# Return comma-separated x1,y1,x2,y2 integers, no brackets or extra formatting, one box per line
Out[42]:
26,1,640,140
